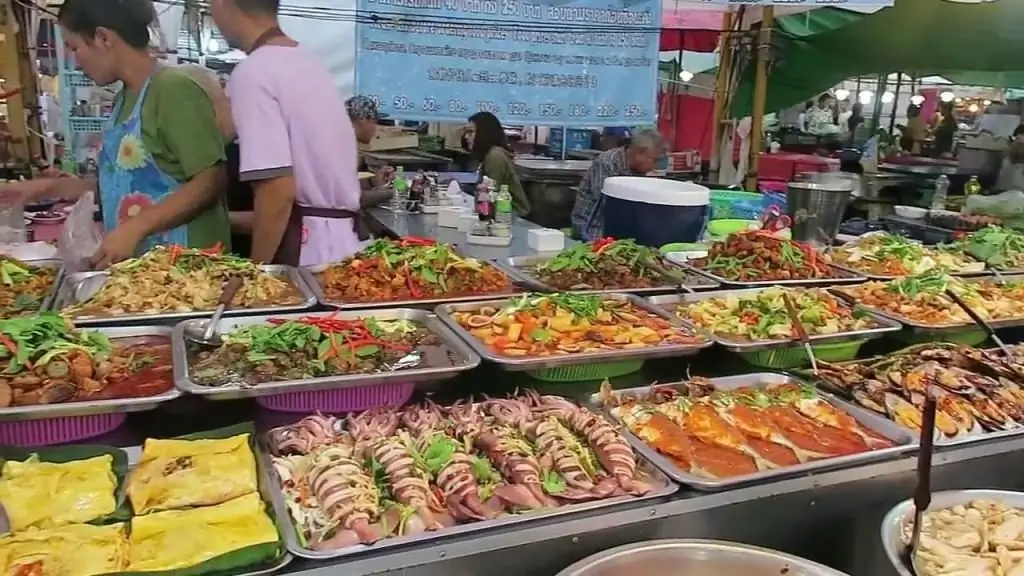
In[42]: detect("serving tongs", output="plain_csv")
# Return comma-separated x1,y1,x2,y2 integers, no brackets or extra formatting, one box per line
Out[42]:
944,288,1013,356
782,292,817,373
183,276,244,346
903,389,937,576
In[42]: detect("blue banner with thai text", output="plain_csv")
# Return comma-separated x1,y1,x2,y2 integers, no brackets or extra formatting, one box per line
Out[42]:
354,0,662,126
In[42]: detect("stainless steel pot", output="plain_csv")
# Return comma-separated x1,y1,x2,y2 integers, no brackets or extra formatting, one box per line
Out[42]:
556,539,851,576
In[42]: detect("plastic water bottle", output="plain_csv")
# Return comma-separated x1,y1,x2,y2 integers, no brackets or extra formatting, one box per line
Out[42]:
495,184,512,225
391,167,408,212
931,175,950,212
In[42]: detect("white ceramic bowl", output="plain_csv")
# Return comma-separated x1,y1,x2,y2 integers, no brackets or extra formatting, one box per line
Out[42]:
894,205,927,219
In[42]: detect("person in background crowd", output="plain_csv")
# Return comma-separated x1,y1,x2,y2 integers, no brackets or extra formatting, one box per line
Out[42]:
901,104,927,154
344,95,392,233
209,0,363,266
466,111,530,217
807,93,839,136
570,129,666,242
996,124,1024,191
933,102,958,158
599,127,632,150
2,0,230,267
797,101,813,132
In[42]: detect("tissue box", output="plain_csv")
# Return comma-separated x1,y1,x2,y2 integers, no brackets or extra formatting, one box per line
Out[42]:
438,206,468,228
527,228,565,252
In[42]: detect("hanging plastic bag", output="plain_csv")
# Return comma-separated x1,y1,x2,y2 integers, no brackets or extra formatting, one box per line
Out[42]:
58,191,102,271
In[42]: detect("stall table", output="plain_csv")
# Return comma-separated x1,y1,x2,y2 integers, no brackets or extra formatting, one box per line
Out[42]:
362,149,453,172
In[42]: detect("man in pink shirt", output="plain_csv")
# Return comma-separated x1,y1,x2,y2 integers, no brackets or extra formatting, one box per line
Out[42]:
209,0,363,266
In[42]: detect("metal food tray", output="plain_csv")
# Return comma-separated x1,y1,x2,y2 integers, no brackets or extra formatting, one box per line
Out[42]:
0,326,181,422
880,489,1024,576
6,258,65,316
434,293,713,372
298,258,537,311
678,261,866,288
256,428,678,561
52,265,317,327
830,273,1024,334
647,288,902,352
589,373,917,491
172,309,481,400
120,446,295,576
828,260,991,281
498,255,719,295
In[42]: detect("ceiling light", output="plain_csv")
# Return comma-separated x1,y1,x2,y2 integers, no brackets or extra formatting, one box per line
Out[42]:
968,103,980,113
940,91,956,103
910,94,926,106
984,99,993,106
881,91,895,104
678,70,694,82
834,89,850,101
858,91,874,105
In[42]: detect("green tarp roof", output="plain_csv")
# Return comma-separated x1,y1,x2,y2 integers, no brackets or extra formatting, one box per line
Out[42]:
732,0,1024,116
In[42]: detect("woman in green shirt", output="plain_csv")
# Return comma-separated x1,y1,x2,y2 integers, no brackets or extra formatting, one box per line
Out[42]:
4,0,229,268
466,112,530,217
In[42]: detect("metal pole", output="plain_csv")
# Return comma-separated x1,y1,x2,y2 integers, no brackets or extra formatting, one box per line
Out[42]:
869,73,888,134
888,72,903,136
709,10,735,175
744,7,773,192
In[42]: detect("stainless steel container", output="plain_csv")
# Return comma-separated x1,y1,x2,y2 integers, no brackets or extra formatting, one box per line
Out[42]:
787,173,854,249
556,539,850,576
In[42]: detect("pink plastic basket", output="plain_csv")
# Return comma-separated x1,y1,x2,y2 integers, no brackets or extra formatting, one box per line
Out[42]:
256,383,415,414
0,413,126,447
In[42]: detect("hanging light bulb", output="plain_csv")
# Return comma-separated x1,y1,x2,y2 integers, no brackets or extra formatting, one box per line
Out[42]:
858,91,874,105
984,99,993,106
940,91,956,103
881,91,895,104
835,89,850,101
968,103,980,113
910,94,926,106
678,70,694,82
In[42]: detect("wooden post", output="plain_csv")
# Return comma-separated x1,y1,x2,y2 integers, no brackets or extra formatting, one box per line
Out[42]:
709,10,734,176
888,72,903,136
744,7,773,191
0,0,36,161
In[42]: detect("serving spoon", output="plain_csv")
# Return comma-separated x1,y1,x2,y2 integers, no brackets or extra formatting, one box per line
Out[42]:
184,276,244,346
903,390,937,575
944,288,1012,356
782,292,818,373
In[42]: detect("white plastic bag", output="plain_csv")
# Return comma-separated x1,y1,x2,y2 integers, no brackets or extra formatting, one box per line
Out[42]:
58,191,102,271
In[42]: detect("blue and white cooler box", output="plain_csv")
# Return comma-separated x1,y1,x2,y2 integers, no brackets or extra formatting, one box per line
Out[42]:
601,177,710,247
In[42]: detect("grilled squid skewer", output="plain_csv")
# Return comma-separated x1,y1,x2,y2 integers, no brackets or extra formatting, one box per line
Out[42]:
307,444,382,548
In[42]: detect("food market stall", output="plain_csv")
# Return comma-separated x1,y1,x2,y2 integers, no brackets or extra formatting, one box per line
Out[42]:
514,159,592,230
9,228,1024,576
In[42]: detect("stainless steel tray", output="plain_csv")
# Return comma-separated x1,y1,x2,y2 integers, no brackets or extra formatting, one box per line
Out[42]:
678,261,867,288
0,326,181,422
5,258,65,316
256,427,678,561
299,259,535,311
830,273,1024,334
172,309,481,400
53,265,317,326
880,489,1024,576
828,260,991,281
557,539,851,576
499,255,719,295
434,293,713,372
647,288,902,352
589,373,917,491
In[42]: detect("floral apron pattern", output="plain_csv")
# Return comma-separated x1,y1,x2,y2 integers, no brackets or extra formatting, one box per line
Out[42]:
99,74,188,253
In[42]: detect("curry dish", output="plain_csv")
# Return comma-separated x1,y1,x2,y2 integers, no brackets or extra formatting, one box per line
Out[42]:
526,238,684,291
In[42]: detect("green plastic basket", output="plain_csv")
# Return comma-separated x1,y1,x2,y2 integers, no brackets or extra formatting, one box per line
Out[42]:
893,328,988,347
737,339,867,370
527,360,645,382
709,189,764,220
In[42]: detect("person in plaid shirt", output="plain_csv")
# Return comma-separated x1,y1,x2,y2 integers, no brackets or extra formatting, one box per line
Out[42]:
570,129,667,241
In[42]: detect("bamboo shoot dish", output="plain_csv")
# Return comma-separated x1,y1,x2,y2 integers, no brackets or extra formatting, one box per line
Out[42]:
0,256,57,319
61,245,305,318
832,232,982,277
805,344,1024,440
448,293,705,357
525,238,685,290
905,499,1024,576
315,238,516,303
678,287,878,342
0,314,173,408
836,272,1024,326
266,393,662,551
598,378,897,480
690,231,837,282
188,315,458,387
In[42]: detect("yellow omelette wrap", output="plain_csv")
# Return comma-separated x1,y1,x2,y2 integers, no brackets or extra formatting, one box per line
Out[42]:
0,455,117,532
0,522,129,576
127,433,258,515
128,492,279,572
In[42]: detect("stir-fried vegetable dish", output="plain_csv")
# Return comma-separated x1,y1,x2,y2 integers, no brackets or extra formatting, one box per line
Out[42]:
950,225,1024,271
598,379,895,480
0,313,173,407
690,231,834,282
62,245,305,318
680,287,877,342
451,293,704,357
837,272,1024,326
267,393,657,550
526,238,685,290
832,232,982,277
189,315,455,387
0,256,57,319
317,238,515,303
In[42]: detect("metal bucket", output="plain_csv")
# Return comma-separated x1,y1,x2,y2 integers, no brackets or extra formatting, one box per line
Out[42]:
787,173,854,249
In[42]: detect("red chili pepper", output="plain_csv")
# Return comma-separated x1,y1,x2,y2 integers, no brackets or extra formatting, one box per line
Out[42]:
199,242,224,256
167,244,183,265
404,264,422,298
591,237,616,253
400,236,435,247
0,334,18,357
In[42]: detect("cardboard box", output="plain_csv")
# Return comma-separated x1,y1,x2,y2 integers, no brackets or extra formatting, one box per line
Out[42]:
359,126,419,151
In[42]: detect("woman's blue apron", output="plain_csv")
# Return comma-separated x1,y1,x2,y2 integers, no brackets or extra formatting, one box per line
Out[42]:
98,73,188,252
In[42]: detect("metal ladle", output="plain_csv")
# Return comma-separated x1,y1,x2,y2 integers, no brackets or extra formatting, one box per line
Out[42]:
903,390,937,575
184,276,244,346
